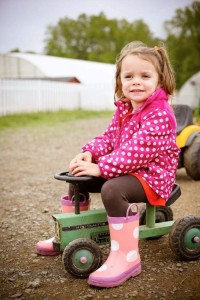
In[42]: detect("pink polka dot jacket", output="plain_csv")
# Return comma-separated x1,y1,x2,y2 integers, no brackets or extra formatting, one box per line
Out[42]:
82,88,180,200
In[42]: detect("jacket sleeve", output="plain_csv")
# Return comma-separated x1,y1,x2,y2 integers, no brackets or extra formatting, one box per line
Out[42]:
97,108,178,178
81,109,119,162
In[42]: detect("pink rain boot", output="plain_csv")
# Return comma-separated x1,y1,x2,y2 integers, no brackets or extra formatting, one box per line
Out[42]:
36,194,90,256
88,204,141,287
61,194,90,213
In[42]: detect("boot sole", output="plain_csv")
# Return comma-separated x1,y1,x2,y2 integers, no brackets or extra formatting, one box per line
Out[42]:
36,248,62,256
88,263,141,288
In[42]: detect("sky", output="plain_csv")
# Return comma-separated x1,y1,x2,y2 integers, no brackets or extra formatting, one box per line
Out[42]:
0,0,194,54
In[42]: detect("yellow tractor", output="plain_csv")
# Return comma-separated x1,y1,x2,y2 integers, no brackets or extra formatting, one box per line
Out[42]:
174,104,200,180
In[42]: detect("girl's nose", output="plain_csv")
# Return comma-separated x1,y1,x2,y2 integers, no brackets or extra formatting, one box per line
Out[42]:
132,78,140,85
129,75,140,85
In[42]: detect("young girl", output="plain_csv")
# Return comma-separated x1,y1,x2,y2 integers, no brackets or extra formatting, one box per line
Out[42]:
36,41,180,287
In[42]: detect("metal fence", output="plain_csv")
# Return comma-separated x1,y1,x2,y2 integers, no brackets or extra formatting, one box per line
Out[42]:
0,79,115,115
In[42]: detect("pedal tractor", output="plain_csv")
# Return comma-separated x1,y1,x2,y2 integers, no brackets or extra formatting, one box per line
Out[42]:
52,172,200,278
174,104,200,180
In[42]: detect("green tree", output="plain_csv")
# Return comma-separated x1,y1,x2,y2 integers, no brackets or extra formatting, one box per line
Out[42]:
164,1,200,89
10,48,20,53
44,12,155,63
9,48,36,54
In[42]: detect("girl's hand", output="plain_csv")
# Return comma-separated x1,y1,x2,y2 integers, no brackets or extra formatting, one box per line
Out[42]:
70,161,101,177
69,151,92,172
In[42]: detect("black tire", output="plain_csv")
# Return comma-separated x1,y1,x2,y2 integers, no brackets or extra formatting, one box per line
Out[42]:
139,207,147,225
62,238,102,278
139,206,173,239
169,215,200,260
184,133,200,180
139,206,173,225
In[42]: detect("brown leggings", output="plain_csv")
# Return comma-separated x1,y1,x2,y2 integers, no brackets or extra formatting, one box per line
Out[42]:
69,175,148,217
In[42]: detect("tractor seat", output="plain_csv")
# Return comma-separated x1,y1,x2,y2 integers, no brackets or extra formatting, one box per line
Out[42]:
166,183,181,206
173,105,193,134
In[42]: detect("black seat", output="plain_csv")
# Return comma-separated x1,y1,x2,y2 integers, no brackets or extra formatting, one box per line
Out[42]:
166,184,181,206
173,105,193,134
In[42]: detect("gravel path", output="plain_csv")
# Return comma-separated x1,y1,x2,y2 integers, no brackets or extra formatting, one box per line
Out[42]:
0,118,200,300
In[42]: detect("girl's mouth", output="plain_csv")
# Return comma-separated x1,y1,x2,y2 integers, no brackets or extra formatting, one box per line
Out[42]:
131,89,144,93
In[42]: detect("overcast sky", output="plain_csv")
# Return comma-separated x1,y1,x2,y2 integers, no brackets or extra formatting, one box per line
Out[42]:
0,0,194,54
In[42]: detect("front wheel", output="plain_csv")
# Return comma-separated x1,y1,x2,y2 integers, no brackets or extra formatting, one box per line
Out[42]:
169,215,200,260
62,238,102,278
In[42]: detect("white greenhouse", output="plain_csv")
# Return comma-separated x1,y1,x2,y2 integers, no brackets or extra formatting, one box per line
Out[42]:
175,71,200,110
0,53,116,115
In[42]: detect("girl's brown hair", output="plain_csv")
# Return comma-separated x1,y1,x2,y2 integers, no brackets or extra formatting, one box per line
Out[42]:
115,41,175,100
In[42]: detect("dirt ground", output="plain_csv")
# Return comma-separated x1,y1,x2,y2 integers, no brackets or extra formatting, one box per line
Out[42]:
0,118,200,300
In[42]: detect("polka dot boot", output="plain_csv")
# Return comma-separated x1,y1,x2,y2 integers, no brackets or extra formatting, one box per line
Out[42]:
88,204,141,287
36,194,90,256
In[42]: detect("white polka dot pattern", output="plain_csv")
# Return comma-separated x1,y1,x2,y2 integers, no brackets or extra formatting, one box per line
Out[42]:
112,223,124,230
133,226,139,239
82,89,180,200
126,250,138,262
97,264,107,272
111,240,119,251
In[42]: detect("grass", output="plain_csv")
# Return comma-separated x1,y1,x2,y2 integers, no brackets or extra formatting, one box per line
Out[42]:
0,109,113,131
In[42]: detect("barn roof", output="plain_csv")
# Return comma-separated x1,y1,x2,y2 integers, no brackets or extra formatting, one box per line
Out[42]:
7,53,116,86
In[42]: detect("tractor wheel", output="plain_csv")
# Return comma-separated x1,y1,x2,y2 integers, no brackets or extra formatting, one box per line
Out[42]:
139,206,173,239
169,215,200,260
139,206,173,225
62,238,102,278
184,133,200,180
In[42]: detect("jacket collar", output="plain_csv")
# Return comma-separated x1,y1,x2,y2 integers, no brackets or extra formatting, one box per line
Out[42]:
115,88,168,114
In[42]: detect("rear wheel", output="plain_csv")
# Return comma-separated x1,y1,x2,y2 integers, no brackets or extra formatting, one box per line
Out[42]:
184,133,200,180
139,206,173,225
139,206,173,239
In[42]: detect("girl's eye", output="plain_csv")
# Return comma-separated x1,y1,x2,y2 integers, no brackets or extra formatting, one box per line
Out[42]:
143,74,150,78
125,75,132,79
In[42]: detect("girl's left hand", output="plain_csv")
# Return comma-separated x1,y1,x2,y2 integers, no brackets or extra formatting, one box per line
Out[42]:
70,161,101,177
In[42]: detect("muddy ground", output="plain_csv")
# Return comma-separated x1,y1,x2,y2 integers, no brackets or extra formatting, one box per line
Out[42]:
0,118,200,300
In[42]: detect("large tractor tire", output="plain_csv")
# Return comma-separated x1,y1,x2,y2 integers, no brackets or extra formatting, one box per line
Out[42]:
184,133,200,180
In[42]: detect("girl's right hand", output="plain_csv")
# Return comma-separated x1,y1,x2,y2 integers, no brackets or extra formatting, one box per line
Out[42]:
69,151,92,172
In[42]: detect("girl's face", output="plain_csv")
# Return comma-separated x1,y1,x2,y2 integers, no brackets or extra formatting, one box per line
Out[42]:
120,54,160,109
